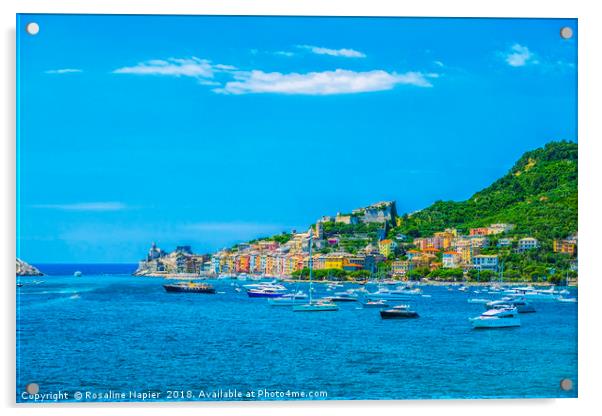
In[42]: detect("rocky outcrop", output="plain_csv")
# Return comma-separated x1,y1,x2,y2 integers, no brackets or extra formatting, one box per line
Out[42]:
16,258,43,276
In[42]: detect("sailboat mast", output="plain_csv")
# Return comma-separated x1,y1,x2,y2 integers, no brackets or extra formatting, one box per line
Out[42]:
308,232,313,304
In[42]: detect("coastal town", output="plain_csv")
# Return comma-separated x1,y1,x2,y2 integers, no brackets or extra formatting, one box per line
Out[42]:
134,201,578,284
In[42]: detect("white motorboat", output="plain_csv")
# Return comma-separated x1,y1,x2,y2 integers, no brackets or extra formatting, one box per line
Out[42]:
243,282,287,291
326,290,359,302
268,291,309,306
523,291,559,302
556,296,577,303
361,299,389,308
467,298,491,304
486,297,536,313
470,307,521,328
364,289,412,301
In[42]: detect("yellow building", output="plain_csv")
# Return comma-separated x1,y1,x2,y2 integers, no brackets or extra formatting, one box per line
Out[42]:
553,239,577,255
324,253,345,270
378,239,396,257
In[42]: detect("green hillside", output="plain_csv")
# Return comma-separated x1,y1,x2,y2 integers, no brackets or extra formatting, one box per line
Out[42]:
394,141,578,242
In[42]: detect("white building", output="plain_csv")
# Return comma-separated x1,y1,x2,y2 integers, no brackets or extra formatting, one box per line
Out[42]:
488,223,515,234
518,237,539,252
472,255,499,271
442,252,462,268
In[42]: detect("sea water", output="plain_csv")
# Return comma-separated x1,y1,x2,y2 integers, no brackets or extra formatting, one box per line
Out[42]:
16,264,578,401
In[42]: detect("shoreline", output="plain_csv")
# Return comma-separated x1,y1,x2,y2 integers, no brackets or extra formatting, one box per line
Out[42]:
134,274,570,287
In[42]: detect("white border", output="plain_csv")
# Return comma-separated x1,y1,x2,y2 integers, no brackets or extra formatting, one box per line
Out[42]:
2,1,601,416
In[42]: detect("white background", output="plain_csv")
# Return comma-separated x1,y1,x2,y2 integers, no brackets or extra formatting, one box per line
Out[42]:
1,0,601,415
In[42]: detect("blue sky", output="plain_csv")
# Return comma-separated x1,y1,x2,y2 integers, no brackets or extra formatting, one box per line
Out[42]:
16,15,577,263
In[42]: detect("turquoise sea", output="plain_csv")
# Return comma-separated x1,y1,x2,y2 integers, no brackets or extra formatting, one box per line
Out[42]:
16,264,577,402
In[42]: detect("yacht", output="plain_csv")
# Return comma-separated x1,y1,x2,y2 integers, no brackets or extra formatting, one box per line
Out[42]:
361,299,389,308
380,304,419,319
523,291,558,302
268,291,308,306
486,297,535,313
470,307,521,328
247,288,285,298
326,292,359,302
163,282,216,294
556,296,577,303
364,285,421,301
243,282,286,291
467,298,491,304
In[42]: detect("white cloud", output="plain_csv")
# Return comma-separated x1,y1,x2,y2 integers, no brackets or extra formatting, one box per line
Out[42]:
45,68,83,74
274,51,295,57
113,57,232,79
433,60,445,67
503,44,539,67
214,69,434,95
32,202,128,211
298,45,366,58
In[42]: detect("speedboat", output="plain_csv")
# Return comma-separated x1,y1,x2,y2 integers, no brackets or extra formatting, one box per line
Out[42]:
268,292,309,306
394,286,423,295
243,281,286,291
470,307,521,328
467,298,491,304
326,293,358,302
485,297,535,313
163,282,216,294
557,296,577,303
361,299,389,308
293,300,339,312
523,291,558,302
73,271,82,277
458,285,469,292
380,304,419,319
364,286,419,301
247,288,285,298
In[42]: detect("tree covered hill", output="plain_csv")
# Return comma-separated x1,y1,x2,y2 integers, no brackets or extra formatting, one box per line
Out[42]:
394,141,578,241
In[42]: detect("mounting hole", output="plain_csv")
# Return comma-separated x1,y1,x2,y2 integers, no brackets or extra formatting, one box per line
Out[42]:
25,383,40,394
26,22,40,36
560,27,573,40
560,378,573,391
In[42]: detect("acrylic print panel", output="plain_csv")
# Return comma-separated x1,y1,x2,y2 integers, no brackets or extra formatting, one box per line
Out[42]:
16,14,578,403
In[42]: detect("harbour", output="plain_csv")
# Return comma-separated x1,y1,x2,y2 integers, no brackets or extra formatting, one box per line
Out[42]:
16,265,578,401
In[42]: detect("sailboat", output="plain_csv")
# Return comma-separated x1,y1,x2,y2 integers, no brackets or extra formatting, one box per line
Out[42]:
293,231,339,312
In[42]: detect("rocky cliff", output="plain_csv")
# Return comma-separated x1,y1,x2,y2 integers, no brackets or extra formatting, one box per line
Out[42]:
16,258,43,276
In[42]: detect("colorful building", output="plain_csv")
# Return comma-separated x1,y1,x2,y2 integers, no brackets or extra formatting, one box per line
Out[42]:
378,239,397,257
518,237,539,252
442,251,462,268
469,227,490,236
553,239,577,255
472,255,499,271
391,260,411,277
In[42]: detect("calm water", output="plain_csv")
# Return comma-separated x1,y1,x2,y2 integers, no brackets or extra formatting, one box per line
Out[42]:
17,265,578,402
